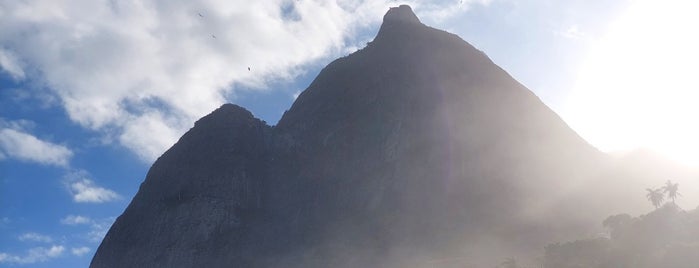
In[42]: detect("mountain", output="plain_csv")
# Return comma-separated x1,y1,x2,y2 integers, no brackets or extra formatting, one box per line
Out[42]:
92,5,607,267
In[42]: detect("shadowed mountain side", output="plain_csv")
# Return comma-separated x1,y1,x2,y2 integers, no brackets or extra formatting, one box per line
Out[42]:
91,104,272,267
93,5,614,267
274,4,603,254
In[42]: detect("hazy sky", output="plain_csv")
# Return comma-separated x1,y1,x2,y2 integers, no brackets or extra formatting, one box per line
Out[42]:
1,0,696,266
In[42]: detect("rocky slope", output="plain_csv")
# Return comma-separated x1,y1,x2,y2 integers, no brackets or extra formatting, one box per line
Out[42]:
92,104,271,267
92,5,606,267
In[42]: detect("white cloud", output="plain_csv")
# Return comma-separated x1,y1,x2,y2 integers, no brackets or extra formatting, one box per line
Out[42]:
414,0,493,23
87,217,116,243
292,90,302,100
0,127,73,167
70,247,90,256
60,215,92,225
0,245,65,264
64,170,120,203
117,110,185,162
0,48,25,80
0,0,488,163
18,232,53,243
69,179,120,203
59,213,115,243
46,246,64,257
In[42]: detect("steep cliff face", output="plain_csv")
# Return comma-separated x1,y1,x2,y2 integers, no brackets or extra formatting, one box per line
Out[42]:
274,4,601,250
93,5,605,267
91,104,271,267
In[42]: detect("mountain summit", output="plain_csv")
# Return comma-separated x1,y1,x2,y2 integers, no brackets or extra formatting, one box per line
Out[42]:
92,6,604,267
382,5,421,25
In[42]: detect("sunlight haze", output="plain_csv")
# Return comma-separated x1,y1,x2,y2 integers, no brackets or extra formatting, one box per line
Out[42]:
2,1,698,267
564,0,699,166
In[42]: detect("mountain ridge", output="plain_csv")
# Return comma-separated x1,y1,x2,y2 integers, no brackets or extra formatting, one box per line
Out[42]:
93,5,609,267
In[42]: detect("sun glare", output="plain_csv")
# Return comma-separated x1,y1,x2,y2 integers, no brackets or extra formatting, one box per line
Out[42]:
564,0,699,166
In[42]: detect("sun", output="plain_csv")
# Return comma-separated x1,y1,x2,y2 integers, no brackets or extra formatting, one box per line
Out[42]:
564,0,699,166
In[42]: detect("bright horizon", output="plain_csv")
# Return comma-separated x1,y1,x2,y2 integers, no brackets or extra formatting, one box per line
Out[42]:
563,0,699,166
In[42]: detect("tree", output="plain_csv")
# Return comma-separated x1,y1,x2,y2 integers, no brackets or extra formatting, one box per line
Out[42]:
646,188,665,209
603,214,632,239
662,180,680,204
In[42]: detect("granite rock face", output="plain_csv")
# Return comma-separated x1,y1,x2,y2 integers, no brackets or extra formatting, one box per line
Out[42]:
91,104,271,267
92,5,604,267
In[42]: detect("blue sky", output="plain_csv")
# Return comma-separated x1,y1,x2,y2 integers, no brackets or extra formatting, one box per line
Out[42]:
3,0,698,266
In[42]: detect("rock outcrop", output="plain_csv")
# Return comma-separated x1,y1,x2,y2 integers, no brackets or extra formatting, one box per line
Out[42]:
92,104,270,267
92,5,605,267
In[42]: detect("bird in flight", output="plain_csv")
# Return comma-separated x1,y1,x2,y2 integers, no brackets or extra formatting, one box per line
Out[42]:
211,34,216,39
198,12,204,17
248,67,251,71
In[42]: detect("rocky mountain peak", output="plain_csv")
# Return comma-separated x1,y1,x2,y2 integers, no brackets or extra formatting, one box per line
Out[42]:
383,5,421,25
92,5,606,268
375,5,424,42
194,103,258,128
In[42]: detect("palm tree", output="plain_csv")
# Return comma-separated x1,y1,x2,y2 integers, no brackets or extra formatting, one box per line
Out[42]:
646,188,665,209
662,180,680,204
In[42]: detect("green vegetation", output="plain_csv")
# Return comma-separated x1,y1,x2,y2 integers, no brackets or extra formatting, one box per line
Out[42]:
543,181,698,268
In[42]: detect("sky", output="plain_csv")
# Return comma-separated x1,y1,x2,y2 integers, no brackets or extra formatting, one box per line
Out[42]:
1,0,697,267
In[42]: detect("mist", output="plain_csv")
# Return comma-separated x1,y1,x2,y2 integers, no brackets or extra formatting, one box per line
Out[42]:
83,4,699,268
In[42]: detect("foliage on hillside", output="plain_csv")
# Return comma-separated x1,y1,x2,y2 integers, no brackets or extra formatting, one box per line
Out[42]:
543,204,699,268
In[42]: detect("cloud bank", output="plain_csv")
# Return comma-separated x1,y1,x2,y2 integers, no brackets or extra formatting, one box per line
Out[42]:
0,0,488,163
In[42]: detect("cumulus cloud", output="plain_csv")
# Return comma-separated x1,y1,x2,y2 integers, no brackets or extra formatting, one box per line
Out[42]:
0,48,25,80
59,213,115,243
0,245,65,264
0,0,488,163
69,179,120,203
87,217,116,243
60,215,92,225
0,120,73,167
70,247,91,256
18,233,53,243
64,170,120,203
